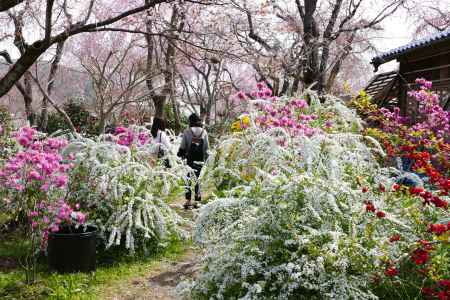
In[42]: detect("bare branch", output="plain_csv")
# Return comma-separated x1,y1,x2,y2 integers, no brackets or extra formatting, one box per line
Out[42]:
0,0,24,12
30,73,76,132
44,0,55,42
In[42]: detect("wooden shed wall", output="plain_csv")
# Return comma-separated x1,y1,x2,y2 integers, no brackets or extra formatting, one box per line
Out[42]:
397,40,450,117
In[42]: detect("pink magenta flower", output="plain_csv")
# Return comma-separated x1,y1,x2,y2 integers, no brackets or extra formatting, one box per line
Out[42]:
237,91,246,100
28,170,42,181
115,127,127,134
40,183,49,192
18,135,31,147
14,184,24,191
50,224,59,232
137,132,149,146
76,212,86,224
54,175,68,188
263,88,272,97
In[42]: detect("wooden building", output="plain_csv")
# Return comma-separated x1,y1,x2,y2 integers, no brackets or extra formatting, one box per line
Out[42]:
366,29,450,116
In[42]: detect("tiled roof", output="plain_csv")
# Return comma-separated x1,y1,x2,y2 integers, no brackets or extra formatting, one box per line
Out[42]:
371,29,450,69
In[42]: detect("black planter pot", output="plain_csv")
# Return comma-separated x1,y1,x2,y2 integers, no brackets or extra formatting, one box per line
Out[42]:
48,225,97,273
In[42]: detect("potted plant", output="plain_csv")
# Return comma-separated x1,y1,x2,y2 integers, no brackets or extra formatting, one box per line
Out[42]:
43,200,96,273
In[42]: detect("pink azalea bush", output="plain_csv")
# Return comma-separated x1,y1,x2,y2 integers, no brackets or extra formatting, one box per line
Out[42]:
0,127,84,283
113,126,150,147
29,200,87,250
0,127,71,193
232,83,324,138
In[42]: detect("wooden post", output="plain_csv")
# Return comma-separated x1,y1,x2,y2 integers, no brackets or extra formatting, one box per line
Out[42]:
398,61,408,116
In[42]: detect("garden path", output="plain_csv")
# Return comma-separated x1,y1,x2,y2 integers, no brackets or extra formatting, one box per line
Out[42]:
102,199,200,300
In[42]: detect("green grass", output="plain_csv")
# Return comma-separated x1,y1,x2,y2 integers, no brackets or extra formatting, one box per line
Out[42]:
0,232,189,300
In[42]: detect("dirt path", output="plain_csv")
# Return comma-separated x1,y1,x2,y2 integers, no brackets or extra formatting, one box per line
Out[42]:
102,200,199,300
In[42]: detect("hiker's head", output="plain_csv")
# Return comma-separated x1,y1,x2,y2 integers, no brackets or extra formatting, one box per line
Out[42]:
150,117,166,138
189,113,202,127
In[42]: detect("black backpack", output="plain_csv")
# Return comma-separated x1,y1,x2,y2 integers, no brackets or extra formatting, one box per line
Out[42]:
187,129,204,164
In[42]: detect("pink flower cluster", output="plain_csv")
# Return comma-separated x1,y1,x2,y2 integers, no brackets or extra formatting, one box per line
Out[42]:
377,107,408,133
254,98,322,137
408,78,450,140
114,126,150,147
250,82,273,99
0,127,71,192
30,200,87,250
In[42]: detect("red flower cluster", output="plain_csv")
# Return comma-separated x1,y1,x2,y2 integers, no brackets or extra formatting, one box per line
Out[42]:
428,223,450,236
422,280,450,300
364,201,386,218
409,187,448,209
383,140,396,157
411,240,434,266
365,201,376,212
392,183,401,191
376,211,386,218
384,266,399,277
412,248,430,265
389,234,401,243
404,148,450,199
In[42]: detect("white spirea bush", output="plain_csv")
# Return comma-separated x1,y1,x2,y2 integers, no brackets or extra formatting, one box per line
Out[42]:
180,94,432,299
62,126,191,253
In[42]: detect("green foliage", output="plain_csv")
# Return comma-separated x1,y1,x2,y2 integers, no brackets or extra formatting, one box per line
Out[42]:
0,105,16,162
46,98,98,135
164,105,188,134
0,232,187,300
350,90,378,118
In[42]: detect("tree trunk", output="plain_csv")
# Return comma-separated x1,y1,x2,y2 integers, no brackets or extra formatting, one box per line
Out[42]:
290,76,301,96
39,41,65,132
171,97,181,133
317,44,330,95
0,41,50,98
23,72,34,125
302,0,320,90
152,95,166,119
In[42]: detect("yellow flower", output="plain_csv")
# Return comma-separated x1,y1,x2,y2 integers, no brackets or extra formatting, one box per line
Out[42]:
231,120,241,132
231,115,251,133
241,115,250,127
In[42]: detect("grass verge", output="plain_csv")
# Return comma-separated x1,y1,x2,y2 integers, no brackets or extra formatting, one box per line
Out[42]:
0,232,189,300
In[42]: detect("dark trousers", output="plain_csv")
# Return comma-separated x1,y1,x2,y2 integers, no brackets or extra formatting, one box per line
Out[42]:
186,163,202,201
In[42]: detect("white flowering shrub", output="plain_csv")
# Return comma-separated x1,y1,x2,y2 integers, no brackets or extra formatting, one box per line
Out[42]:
62,126,191,253
181,92,449,299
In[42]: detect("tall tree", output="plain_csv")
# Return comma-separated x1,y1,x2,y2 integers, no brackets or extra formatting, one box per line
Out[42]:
72,33,148,133
0,0,173,99
409,0,450,35
228,0,406,96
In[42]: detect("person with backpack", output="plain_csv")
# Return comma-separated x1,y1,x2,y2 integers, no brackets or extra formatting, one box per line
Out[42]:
177,113,209,210
150,117,171,167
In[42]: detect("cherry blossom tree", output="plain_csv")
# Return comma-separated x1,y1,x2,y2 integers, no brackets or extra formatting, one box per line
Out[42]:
71,32,149,133
224,0,407,96
0,0,174,99
409,0,450,36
